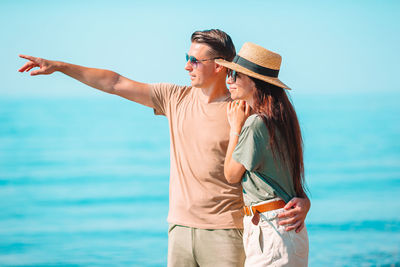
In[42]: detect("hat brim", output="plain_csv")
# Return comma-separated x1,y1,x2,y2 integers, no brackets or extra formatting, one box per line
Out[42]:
215,59,291,90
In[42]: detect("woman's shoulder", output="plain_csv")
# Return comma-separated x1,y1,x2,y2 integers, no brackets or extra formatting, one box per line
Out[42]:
242,114,269,138
238,114,270,150
244,114,266,129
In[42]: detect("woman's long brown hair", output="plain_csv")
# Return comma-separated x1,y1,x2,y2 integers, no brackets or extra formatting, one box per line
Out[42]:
250,77,307,198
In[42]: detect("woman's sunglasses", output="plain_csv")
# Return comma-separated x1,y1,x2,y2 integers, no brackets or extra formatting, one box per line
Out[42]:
227,69,238,82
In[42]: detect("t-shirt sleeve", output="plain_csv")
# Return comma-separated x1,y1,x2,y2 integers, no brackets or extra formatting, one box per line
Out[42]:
232,120,267,172
149,83,176,116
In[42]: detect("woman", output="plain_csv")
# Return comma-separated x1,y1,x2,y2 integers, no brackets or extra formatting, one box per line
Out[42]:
216,43,309,266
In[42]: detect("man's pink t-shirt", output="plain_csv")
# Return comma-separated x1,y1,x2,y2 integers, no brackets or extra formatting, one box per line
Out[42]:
150,83,243,229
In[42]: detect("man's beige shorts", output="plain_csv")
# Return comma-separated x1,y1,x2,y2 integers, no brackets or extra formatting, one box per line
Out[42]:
243,208,309,267
168,224,245,267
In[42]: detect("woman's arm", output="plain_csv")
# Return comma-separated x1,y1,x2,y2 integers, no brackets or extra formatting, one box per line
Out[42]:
224,100,250,183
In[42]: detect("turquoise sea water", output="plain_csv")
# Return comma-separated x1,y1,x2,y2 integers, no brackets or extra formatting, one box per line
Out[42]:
0,92,399,266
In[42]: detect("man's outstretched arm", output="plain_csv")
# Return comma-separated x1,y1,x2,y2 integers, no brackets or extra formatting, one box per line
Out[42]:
18,55,154,108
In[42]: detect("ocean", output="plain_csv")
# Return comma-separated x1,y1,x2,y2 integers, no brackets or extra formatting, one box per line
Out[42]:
0,92,399,266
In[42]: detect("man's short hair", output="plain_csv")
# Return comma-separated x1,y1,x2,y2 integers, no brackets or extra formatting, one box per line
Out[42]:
191,29,236,61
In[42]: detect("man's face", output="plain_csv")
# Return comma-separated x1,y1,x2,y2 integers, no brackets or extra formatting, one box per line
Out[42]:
185,42,218,88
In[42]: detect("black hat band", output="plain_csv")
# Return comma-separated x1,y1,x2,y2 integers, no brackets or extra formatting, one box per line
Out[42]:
233,55,279,78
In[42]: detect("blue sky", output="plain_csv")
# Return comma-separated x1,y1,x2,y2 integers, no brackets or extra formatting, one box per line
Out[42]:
2,0,399,97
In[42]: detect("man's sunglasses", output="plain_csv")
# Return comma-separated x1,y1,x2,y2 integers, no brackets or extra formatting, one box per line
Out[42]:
227,69,238,82
185,53,222,67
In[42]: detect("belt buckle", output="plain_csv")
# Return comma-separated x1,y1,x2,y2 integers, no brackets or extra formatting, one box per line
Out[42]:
244,206,253,216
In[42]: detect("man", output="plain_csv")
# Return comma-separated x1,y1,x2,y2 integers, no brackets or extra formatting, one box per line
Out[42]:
18,29,310,267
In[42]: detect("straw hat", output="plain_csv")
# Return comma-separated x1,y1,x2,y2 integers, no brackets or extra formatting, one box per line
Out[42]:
215,42,290,90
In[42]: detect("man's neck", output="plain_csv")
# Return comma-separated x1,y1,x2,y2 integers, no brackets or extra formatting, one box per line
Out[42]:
198,80,230,104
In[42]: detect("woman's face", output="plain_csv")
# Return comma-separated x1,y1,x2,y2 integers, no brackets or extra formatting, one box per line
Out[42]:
227,70,256,103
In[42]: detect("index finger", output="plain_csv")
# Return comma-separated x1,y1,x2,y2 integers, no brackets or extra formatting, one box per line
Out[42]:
19,54,36,61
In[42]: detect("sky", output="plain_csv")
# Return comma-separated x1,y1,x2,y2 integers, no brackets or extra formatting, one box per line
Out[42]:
1,0,399,97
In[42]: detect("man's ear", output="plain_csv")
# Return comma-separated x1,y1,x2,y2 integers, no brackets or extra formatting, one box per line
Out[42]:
215,63,226,73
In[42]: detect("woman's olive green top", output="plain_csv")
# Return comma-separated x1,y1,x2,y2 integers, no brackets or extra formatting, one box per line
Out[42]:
233,114,296,206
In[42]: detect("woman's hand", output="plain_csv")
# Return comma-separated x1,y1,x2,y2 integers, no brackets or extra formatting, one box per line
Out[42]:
227,100,251,134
